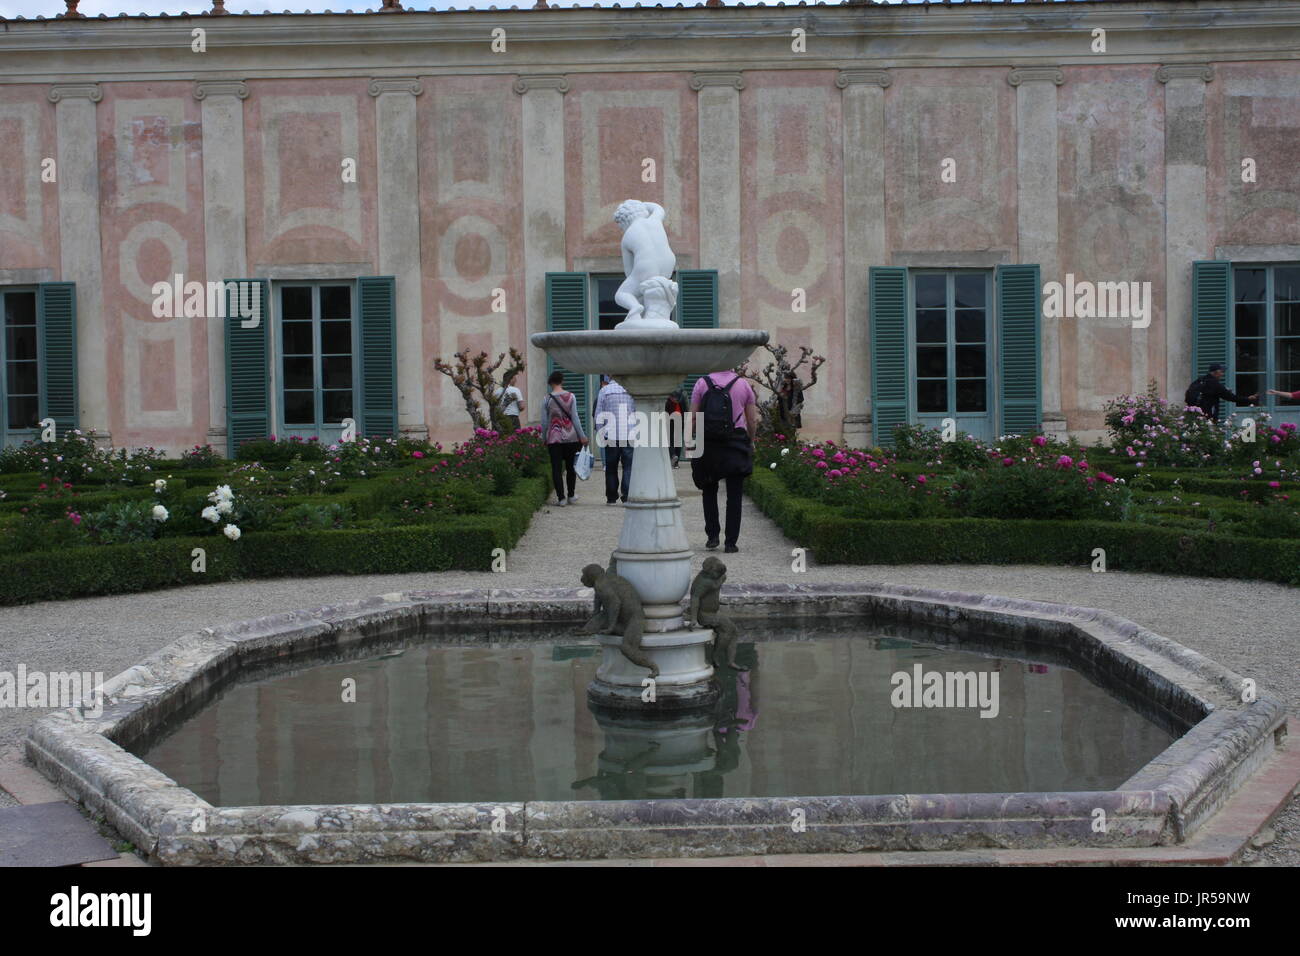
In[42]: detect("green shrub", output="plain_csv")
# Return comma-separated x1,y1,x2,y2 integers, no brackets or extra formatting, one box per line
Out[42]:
82,500,165,545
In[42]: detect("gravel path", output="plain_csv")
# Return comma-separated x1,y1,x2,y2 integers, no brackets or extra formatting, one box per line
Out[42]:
1,464,1295,862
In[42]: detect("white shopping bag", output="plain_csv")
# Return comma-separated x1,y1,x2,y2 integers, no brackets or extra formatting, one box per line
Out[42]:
574,447,594,481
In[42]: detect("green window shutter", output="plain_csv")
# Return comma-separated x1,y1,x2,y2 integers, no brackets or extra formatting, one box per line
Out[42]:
1192,260,1231,421
996,263,1042,437
546,272,589,435
224,278,270,458
37,282,78,433
677,269,719,400
870,266,908,446
359,276,397,438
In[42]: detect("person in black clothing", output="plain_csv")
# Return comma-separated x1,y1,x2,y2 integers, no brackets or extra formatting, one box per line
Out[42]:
1188,363,1257,419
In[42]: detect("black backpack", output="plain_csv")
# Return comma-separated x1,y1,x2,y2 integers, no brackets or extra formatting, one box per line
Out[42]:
701,375,740,441
1184,376,1208,409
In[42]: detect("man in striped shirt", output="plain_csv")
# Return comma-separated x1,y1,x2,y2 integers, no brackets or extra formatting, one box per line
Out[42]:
594,375,637,504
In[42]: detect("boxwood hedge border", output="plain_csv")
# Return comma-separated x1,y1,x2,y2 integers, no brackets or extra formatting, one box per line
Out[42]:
0,475,549,606
747,468,1300,586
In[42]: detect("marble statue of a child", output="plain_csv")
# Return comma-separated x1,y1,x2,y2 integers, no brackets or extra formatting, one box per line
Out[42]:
614,199,678,328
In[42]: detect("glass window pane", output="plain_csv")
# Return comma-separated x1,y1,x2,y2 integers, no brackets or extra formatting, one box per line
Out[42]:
914,274,946,309
1276,302,1300,337
955,309,985,343
916,346,947,377
283,356,314,389
1235,374,1262,401
953,274,985,309
597,277,621,316
320,321,352,355
281,286,311,321
955,345,986,378
323,390,353,423
916,310,946,343
1276,338,1300,372
1235,303,1264,338
1234,268,1266,302
6,325,37,361
1275,267,1300,301
321,355,353,389
320,286,351,321
1235,339,1263,371
956,379,987,413
8,395,38,430
7,361,37,395
283,390,315,425
282,321,313,355
4,292,36,326
916,380,947,413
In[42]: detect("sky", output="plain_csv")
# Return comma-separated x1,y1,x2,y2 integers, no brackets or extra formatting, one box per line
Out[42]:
6,0,961,18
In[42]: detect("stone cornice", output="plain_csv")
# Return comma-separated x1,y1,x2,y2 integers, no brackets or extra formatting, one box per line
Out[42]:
47,83,101,103
1007,67,1065,87
836,70,891,89
368,77,424,96
513,74,569,94
192,80,248,100
690,71,744,91
1157,63,1215,84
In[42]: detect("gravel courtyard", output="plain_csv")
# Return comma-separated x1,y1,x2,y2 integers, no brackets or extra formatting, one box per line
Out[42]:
2,467,1295,863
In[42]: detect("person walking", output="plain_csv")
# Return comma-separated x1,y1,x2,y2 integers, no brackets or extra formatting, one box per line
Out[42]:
594,374,636,504
542,370,588,506
495,370,525,432
690,370,758,553
1185,363,1257,419
665,389,685,467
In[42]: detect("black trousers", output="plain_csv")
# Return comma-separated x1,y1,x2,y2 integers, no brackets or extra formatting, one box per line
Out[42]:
701,473,746,546
548,441,580,500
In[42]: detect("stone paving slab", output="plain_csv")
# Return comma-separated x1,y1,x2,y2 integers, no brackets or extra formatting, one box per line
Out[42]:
0,801,118,867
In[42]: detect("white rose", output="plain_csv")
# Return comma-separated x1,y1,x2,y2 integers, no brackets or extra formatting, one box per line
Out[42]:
151,505,169,522
781,448,790,456
769,462,777,470
153,479,167,492
201,505,220,523
216,499,233,515
223,524,242,541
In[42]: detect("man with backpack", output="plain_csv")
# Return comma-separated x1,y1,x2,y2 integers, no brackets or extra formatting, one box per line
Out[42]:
690,370,758,553
1185,363,1257,420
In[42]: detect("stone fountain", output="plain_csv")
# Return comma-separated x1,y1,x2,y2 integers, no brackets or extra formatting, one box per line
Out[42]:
532,200,767,710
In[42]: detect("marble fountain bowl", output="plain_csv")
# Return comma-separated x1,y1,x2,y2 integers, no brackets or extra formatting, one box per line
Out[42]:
529,328,769,396
24,583,1286,865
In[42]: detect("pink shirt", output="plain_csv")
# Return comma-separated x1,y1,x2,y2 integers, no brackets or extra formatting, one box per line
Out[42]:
691,371,755,430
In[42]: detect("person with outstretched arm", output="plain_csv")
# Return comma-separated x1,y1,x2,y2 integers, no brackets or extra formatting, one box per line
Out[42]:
1186,363,1257,419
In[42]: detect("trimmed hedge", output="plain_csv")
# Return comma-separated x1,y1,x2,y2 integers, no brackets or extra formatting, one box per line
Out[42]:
747,468,1300,585
0,475,549,606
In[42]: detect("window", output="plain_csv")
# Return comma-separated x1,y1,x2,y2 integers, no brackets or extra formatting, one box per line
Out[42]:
3,289,39,438
913,272,990,419
277,283,356,441
870,265,1040,446
1233,265,1300,414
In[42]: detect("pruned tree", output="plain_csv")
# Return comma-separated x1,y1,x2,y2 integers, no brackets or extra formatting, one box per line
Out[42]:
734,343,825,440
433,347,526,432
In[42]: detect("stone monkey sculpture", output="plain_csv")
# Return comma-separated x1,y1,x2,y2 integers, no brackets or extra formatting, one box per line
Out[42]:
688,557,747,671
580,563,657,677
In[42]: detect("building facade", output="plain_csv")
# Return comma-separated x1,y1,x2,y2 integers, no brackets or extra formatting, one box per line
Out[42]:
1,0,1299,454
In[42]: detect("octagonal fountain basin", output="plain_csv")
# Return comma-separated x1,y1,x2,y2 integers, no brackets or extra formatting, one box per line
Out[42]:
27,584,1286,865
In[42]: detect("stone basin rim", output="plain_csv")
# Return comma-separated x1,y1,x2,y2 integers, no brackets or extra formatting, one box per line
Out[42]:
23,582,1287,865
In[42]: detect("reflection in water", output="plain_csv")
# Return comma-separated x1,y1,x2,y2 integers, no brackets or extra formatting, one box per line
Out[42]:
137,631,1177,807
